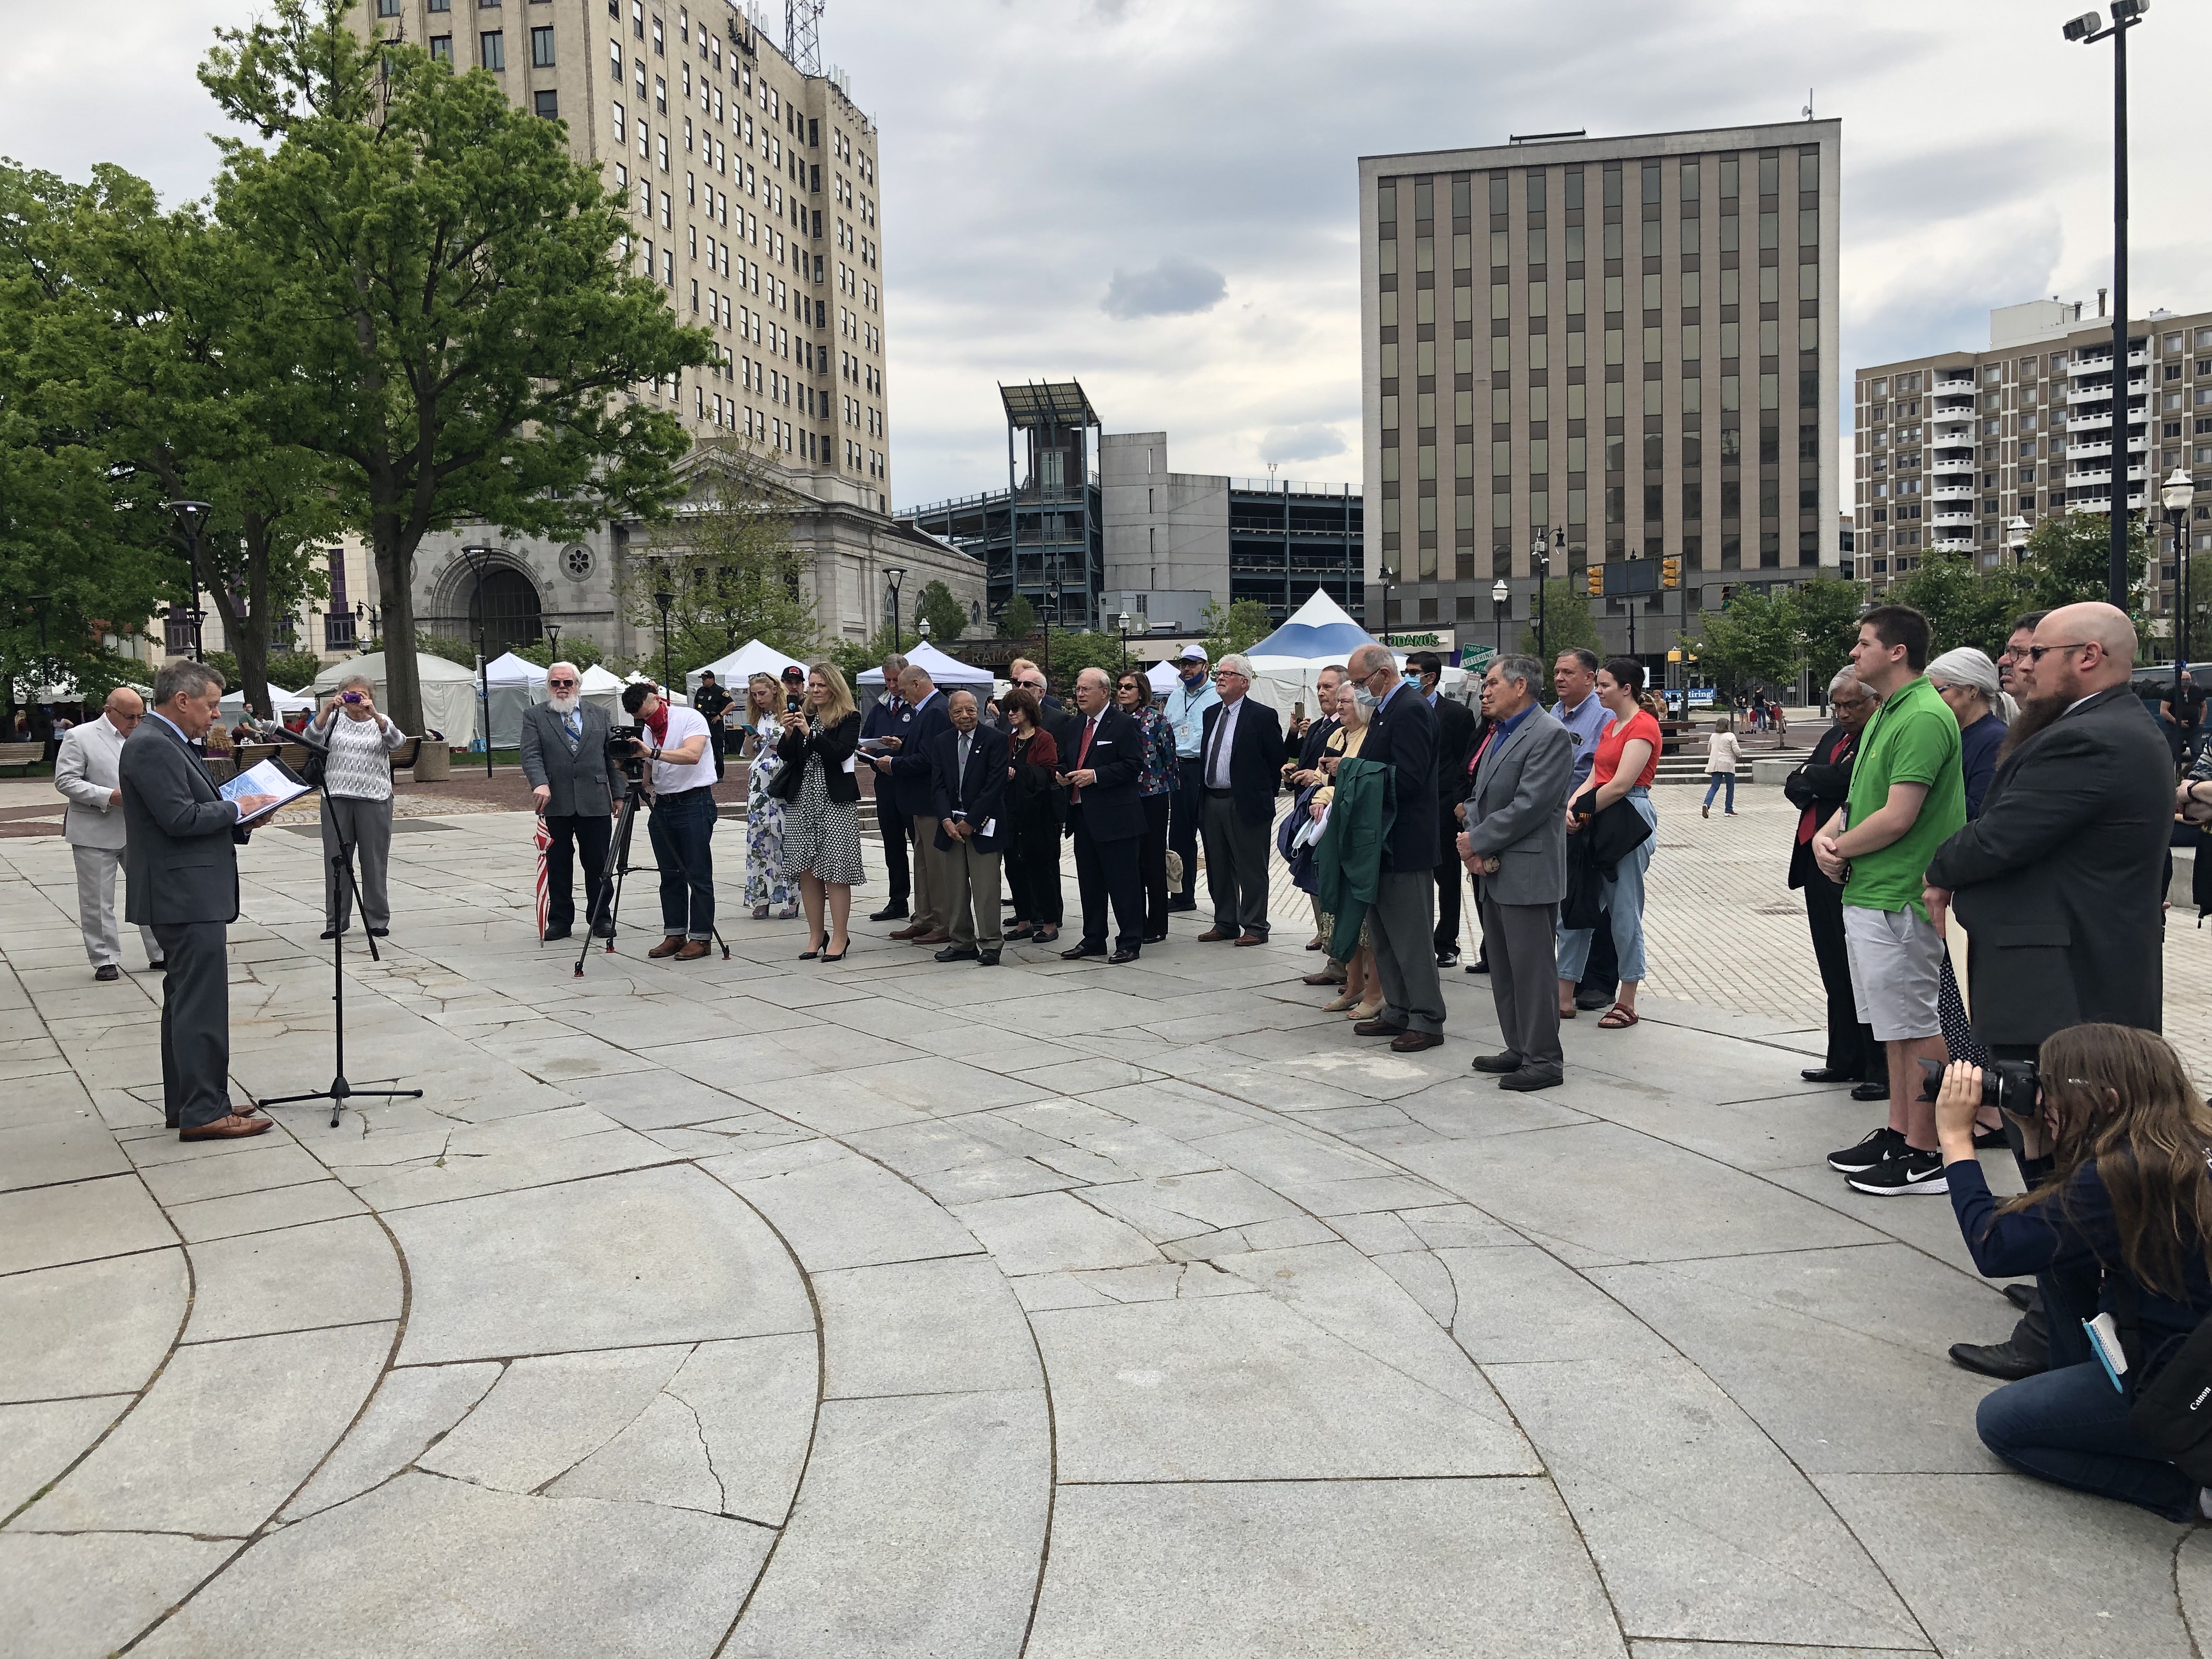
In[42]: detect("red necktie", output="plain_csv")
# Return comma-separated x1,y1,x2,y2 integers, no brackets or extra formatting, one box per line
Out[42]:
1073,718,1096,801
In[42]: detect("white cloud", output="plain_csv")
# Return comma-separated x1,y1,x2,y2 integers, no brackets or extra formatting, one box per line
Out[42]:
3,0,2208,507
1101,256,1226,320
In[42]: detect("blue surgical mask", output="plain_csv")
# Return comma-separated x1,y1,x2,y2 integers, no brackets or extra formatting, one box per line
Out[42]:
1353,686,1380,713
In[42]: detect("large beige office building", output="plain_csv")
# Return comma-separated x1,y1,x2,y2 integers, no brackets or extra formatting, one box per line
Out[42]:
1358,121,1841,658
1853,300,2212,601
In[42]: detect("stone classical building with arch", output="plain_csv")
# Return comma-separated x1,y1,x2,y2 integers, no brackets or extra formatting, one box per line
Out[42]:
407,447,985,669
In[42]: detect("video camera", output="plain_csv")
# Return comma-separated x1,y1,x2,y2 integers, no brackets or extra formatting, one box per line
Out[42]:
1917,1056,2039,1114
606,723,646,782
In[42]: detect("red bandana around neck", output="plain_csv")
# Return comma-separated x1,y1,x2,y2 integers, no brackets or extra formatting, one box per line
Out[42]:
643,703,671,744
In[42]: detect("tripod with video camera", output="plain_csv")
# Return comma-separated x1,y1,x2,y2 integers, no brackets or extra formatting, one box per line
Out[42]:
573,720,730,977
255,724,425,1128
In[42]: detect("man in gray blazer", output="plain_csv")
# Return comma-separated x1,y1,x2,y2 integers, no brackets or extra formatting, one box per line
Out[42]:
519,663,628,940
55,686,161,980
121,661,279,1139
1458,653,1575,1091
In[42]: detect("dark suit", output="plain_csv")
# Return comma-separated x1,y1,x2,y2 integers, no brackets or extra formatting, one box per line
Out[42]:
886,690,954,931
929,722,1011,949
1064,704,1146,951
1196,696,1285,937
1429,692,1477,957
1925,686,2171,1049
520,701,628,935
1360,682,1446,1034
861,693,910,906
1296,713,1341,771
1785,724,1878,1079
120,714,247,1130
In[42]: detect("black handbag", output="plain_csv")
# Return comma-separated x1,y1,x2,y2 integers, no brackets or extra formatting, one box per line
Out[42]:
2113,1281,2212,1482
1570,787,1654,874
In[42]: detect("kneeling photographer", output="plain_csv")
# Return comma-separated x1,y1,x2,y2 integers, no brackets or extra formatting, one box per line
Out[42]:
619,681,718,961
1936,1024,2212,1523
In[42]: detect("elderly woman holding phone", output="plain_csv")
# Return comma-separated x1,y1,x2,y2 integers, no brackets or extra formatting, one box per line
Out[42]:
301,674,407,940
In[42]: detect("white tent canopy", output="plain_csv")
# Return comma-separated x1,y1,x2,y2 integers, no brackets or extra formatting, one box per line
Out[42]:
1240,589,1381,723
482,652,546,686
311,651,479,747
1145,659,1181,698
853,640,993,690
685,639,808,696
219,685,317,719
477,652,548,748
577,664,625,717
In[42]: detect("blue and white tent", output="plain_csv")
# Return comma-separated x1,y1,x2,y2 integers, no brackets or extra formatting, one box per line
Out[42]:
1247,589,1374,664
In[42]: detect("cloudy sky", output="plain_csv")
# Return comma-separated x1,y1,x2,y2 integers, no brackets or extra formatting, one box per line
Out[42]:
5,0,2206,508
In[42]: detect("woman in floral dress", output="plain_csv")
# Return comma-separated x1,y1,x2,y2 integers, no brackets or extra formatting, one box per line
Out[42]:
741,673,799,918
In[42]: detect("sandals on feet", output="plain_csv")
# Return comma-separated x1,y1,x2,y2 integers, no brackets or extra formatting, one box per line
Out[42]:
1597,1002,1639,1029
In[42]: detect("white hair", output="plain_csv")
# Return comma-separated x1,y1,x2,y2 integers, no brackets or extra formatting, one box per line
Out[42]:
1216,652,1256,681
1925,647,2000,701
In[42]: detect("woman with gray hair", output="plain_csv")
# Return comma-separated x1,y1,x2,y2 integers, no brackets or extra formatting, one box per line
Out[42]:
1925,647,2007,820
302,674,408,940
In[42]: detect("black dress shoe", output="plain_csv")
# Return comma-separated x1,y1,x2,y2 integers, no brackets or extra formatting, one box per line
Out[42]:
1107,947,1141,964
367,927,389,938
1573,991,1612,1012
1436,948,1460,968
2004,1283,2039,1312
1948,1339,2046,1381
1062,941,1106,960
145,960,165,972
1464,957,1489,974
1166,898,1198,912
319,929,343,940
1471,1051,1524,1074
1849,1080,1891,1102
543,926,573,941
94,964,120,982
1499,1067,1565,1092
869,902,910,922
1973,1125,2010,1149
934,943,980,962
592,916,616,939
1142,930,1169,944
1801,1066,1858,1084
976,950,1001,967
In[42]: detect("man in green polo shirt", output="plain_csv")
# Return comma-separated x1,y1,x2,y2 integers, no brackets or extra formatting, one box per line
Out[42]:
1812,603,1966,1197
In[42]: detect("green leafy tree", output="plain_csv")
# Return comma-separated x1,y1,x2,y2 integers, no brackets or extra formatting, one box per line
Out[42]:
620,453,809,675
1786,575,1869,691
1690,588,1799,694
513,636,607,672
1035,631,1129,691
197,1,714,731
212,648,327,693
0,164,199,703
918,579,968,644
1517,579,1600,662
1884,550,2033,661
1201,598,1272,661
413,632,479,669
826,626,904,685
997,594,1037,640
2019,509,2150,616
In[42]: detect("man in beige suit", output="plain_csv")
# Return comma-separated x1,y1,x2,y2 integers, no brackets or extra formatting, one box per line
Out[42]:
54,687,161,981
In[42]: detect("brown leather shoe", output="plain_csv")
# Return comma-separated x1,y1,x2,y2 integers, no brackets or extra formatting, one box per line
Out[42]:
675,940,710,961
1234,932,1267,947
1352,1017,1407,1038
1390,1031,1444,1053
1300,968,1346,986
1195,928,1235,942
180,1114,273,1141
887,923,927,940
647,935,686,958
911,929,952,945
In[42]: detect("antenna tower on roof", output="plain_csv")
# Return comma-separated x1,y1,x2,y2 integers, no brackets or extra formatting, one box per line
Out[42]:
786,0,825,73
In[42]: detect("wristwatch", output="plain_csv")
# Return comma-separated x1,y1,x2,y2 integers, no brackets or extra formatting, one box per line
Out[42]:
651,747,663,762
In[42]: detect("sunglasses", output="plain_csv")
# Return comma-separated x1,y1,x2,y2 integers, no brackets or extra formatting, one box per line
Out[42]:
2024,642,2090,663
548,678,578,687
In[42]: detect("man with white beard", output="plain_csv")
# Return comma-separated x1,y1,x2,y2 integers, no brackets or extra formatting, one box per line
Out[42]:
518,661,629,939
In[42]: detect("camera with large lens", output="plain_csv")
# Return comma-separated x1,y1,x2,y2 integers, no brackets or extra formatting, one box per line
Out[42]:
606,723,646,781
1917,1056,2039,1113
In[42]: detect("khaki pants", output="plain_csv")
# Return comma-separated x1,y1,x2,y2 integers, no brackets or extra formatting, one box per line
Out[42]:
941,834,1005,950
72,843,160,969
909,811,952,932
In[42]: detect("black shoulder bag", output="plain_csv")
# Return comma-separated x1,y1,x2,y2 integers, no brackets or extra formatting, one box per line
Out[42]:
2112,1279,2212,1483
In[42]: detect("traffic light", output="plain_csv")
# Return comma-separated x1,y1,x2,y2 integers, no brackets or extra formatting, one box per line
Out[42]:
1661,555,1681,590
1585,566,1603,597
1718,584,1736,609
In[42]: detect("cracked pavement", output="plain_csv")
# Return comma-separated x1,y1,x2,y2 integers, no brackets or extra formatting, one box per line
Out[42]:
1,804,2207,1657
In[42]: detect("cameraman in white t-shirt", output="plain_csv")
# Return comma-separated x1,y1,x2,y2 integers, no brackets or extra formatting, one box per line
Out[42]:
620,682,720,960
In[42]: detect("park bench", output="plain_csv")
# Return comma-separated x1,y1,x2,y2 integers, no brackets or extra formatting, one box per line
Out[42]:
0,742,46,777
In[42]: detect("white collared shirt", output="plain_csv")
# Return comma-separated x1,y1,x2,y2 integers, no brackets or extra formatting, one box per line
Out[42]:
1204,695,1244,789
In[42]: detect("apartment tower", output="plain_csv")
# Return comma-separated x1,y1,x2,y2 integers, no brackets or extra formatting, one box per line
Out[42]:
363,0,889,509
1358,121,1841,657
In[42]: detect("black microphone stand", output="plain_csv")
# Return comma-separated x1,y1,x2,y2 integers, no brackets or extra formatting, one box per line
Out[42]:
256,726,424,1129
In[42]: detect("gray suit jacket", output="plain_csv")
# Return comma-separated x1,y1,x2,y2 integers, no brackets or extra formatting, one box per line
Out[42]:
119,715,242,926
1464,708,1575,906
55,717,131,849
518,702,627,817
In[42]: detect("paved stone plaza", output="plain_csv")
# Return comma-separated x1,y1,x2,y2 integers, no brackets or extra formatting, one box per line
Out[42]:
3,789,2209,1658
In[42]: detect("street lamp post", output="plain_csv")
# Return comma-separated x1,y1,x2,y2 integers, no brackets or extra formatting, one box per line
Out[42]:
2165,467,2197,716
544,619,562,662
1531,528,1557,668
1625,545,1643,660
2005,515,2031,566
1491,578,1509,659
883,566,906,654
2063,0,2152,607
459,544,498,777
162,500,212,662
653,588,675,698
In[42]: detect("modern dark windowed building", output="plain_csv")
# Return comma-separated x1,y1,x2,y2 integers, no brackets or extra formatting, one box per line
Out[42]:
1358,122,1841,658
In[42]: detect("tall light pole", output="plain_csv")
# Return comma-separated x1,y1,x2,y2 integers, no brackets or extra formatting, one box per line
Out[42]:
653,588,676,698
883,566,906,654
162,500,212,662
1492,577,1509,659
459,544,497,777
1625,544,1643,660
1531,527,1557,669
2165,468,2196,713
544,619,562,662
2063,1,2151,607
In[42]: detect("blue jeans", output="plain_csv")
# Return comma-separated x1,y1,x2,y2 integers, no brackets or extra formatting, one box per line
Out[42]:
648,786,717,939
1702,772,1736,812
1556,791,1656,984
1976,1269,2196,1522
